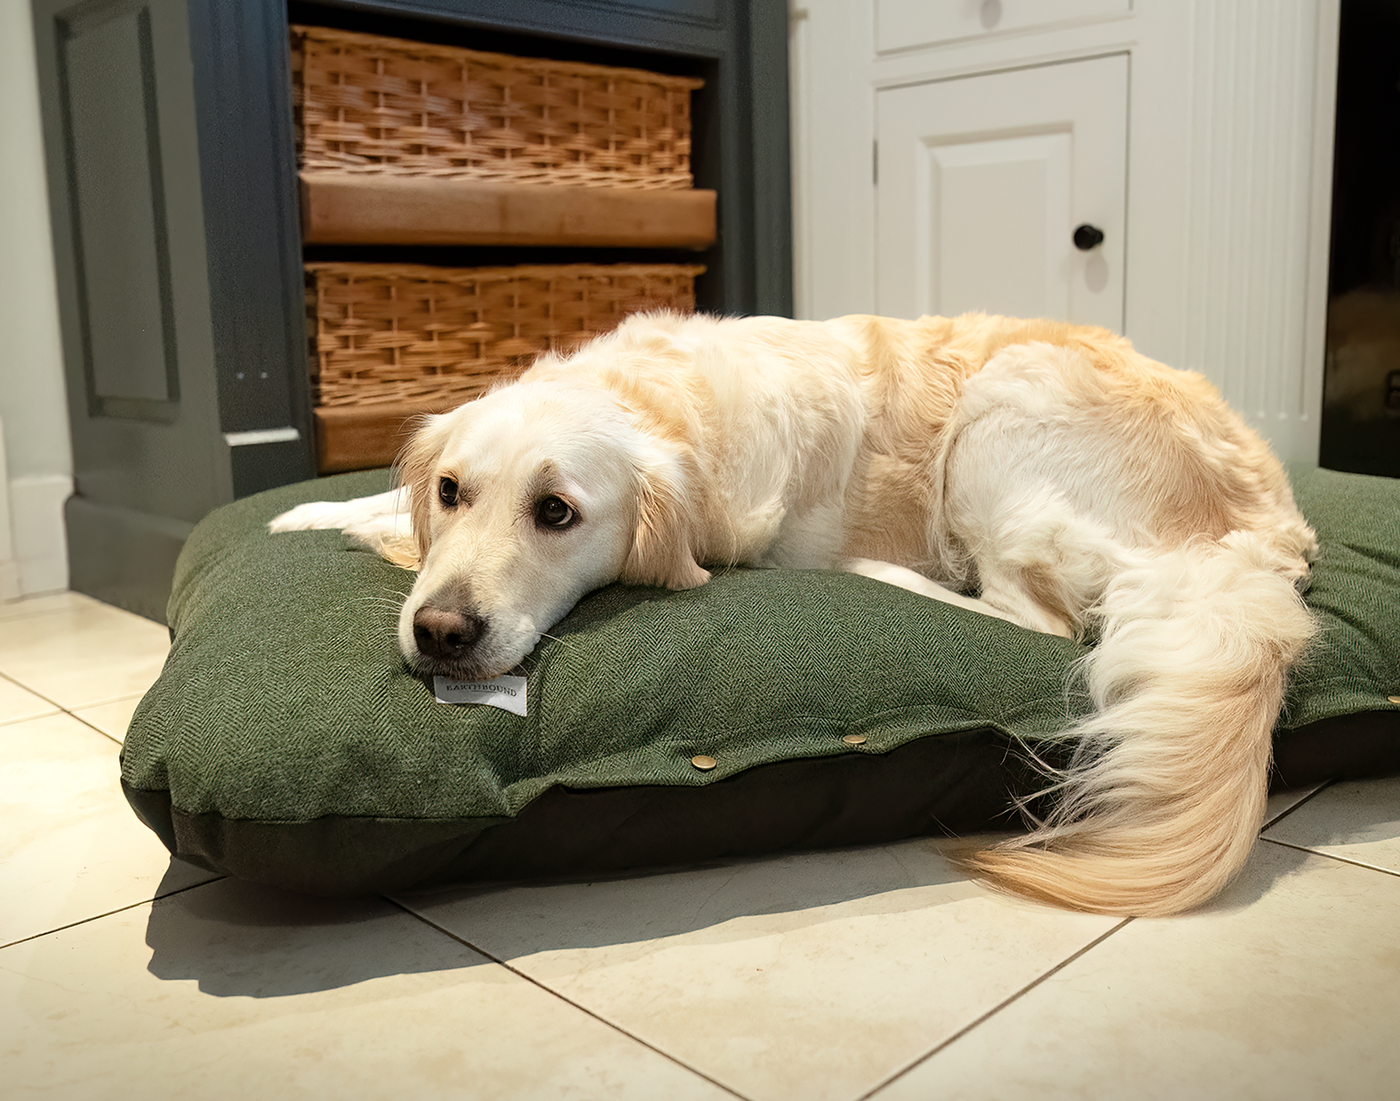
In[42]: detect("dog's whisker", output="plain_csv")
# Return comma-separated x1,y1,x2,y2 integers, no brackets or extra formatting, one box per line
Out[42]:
359,599,408,619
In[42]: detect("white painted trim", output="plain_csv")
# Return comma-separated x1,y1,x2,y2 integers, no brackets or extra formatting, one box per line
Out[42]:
6,474,72,598
1173,0,1335,464
0,418,20,603
790,0,880,319
223,426,303,448
1300,0,1342,467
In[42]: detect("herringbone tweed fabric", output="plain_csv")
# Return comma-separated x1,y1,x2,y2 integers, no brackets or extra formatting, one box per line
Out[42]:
119,465,1399,882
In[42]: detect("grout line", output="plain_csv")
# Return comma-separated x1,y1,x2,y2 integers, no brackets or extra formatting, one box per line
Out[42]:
0,670,66,718
383,895,754,1101
67,709,126,747
1258,835,1400,880
0,671,90,711
1262,779,1335,830
0,874,226,952
857,917,1134,1101
0,669,149,743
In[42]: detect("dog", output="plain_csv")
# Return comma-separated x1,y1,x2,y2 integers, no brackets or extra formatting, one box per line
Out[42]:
271,311,1317,916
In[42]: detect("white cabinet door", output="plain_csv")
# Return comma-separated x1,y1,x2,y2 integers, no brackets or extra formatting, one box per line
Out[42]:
876,54,1128,330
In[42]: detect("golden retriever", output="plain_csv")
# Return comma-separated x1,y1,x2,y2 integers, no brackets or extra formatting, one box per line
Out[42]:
270,311,1317,916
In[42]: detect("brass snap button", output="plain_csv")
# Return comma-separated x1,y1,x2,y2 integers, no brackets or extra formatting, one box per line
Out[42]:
1389,695,1400,705
691,754,717,771
842,734,867,746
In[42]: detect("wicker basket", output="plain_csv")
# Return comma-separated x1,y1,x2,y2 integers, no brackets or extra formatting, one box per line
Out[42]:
291,25,703,190
307,261,704,409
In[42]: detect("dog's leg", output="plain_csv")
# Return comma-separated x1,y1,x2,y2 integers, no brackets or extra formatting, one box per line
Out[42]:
955,497,1136,640
269,487,417,566
268,488,407,534
843,558,1026,627
768,504,850,570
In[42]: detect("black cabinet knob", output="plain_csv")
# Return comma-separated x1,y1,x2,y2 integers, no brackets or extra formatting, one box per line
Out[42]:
1073,224,1105,251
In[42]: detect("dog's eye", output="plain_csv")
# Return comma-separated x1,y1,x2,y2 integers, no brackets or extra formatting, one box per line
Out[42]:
438,477,459,509
535,495,576,529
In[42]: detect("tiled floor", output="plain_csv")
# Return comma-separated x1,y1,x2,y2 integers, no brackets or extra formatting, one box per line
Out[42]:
3,591,1399,1100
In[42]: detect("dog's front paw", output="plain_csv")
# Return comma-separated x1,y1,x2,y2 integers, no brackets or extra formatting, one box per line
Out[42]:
268,500,355,533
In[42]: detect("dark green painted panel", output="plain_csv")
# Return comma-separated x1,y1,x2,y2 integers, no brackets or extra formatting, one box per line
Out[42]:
65,493,191,624
60,2,179,414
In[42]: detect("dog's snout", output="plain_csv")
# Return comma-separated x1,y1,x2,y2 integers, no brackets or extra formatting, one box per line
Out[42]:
412,605,486,664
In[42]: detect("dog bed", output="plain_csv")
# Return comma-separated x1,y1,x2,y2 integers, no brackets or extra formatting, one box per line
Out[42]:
120,466,1400,895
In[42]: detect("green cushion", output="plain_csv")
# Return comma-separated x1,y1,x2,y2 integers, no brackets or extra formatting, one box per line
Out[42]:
120,466,1400,895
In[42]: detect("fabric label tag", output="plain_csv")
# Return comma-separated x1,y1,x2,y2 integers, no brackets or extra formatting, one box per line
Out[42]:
433,674,528,716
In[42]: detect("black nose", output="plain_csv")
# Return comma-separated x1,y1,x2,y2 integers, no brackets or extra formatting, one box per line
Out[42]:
412,605,486,664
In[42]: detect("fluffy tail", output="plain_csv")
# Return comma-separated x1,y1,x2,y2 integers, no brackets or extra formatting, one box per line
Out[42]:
966,531,1316,917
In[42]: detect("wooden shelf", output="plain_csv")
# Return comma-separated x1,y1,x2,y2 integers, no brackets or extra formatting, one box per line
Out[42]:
300,172,717,248
315,402,454,473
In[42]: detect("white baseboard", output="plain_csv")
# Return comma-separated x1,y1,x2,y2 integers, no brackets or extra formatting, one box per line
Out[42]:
0,425,14,602
4,474,72,599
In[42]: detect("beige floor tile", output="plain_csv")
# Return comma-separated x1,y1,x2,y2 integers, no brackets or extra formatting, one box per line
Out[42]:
398,840,1121,1101
0,599,169,709
0,712,214,946
1263,781,1327,827
0,879,737,1101
870,839,1400,1101
0,674,59,726
71,694,146,743
1263,776,1400,874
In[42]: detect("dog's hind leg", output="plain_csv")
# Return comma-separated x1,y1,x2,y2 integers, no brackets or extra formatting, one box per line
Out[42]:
956,495,1139,641
848,487,1127,640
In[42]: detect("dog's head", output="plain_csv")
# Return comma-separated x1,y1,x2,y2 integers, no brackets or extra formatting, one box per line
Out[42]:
394,380,709,681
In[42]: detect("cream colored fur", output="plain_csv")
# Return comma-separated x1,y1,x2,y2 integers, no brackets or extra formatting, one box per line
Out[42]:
270,311,1317,917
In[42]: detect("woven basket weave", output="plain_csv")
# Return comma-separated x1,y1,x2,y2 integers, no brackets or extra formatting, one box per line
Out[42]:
291,25,703,190
307,262,704,409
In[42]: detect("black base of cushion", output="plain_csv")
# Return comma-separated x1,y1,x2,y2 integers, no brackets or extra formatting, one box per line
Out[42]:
125,711,1399,897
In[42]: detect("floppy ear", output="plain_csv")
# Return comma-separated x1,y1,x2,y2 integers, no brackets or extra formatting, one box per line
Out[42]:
341,507,422,571
369,532,422,572
620,446,711,590
391,410,458,569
